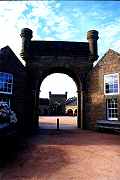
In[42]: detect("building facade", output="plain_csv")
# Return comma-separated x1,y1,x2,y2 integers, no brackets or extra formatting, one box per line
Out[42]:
49,92,67,115
20,28,99,130
65,97,77,116
38,98,49,115
1,28,120,133
86,49,120,130
0,46,26,131
1,46,120,132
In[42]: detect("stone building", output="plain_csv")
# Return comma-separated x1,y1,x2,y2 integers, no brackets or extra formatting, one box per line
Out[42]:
49,92,67,115
20,28,99,130
86,49,120,130
0,46,26,130
38,98,49,115
38,92,68,116
65,97,77,116
1,28,120,133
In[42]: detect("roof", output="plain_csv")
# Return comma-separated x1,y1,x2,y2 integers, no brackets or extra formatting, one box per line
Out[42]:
94,49,120,68
66,97,77,106
0,46,25,68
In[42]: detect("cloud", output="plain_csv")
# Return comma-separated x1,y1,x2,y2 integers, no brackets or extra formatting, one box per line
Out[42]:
97,17,120,59
72,4,120,60
0,0,120,63
0,1,58,61
1,1,120,97
0,2,28,63
27,2,75,41
44,37,56,41
110,40,120,53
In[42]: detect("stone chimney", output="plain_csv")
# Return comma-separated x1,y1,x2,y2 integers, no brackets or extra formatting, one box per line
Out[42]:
87,30,99,61
20,28,33,62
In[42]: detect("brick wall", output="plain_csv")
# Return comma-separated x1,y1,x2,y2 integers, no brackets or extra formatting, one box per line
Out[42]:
86,49,120,129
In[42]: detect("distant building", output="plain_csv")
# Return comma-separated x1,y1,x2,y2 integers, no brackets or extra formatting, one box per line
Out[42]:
49,91,67,115
65,97,77,116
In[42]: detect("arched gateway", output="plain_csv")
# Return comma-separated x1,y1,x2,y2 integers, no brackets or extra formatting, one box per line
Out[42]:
20,28,99,131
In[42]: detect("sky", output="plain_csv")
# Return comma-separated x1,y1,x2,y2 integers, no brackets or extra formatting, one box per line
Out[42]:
0,1,120,98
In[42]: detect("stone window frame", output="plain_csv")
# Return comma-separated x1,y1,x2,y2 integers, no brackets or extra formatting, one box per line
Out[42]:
106,98,118,121
0,72,13,95
104,73,119,95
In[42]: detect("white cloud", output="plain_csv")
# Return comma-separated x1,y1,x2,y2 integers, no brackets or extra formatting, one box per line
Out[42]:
0,1,120,97
111,40,120,53
0,1,120,63
0,1,75,62
0,1,56,59
97,18,120,58
100,21,120,40
44,37,56,41
0,2,28,62
0,1,83,58
28,1,51,17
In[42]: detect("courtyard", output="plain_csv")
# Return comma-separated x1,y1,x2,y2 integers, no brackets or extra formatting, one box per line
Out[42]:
0,116,120,180
39,116,77,129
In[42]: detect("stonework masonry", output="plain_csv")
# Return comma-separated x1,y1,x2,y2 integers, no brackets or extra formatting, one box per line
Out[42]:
2,29,120,133
86,49,120,129
49,92,67,115
20,28,99,131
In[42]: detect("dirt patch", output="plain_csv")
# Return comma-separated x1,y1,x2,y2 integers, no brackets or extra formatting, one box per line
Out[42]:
0,117,120,180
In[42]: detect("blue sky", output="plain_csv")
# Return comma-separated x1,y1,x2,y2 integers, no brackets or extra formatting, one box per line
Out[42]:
0,1,120,98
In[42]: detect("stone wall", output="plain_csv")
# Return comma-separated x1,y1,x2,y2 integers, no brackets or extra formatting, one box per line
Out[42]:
49,92,67,115
86,49,120,129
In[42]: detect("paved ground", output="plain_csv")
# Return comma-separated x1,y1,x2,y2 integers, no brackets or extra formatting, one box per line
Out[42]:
0,116,120,180
39,116,77,129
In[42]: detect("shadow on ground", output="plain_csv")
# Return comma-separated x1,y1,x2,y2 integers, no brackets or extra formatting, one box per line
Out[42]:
0,135,28,168
0,128,120,180
35,127,120,146
0,133,69,180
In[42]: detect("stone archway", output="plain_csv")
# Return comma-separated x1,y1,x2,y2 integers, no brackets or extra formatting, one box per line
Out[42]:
67,109,74,116
37,67,82,128
20,28,99,132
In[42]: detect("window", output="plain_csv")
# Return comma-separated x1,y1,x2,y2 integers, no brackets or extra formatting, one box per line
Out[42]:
0,72,13,94
104,73,119,95
106,98,118,120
